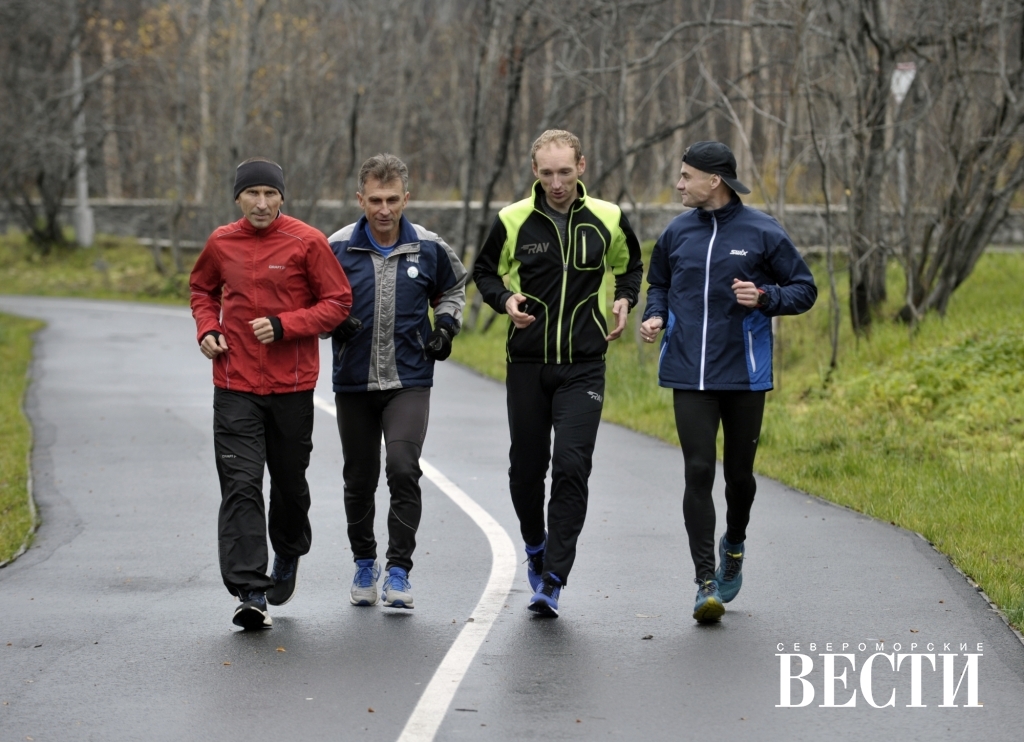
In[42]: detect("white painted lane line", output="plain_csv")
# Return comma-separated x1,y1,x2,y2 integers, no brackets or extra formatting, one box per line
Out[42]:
312,393,517,741
399,459,516,742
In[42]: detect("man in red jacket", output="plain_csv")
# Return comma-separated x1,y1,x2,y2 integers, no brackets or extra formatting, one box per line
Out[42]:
190,157,352,629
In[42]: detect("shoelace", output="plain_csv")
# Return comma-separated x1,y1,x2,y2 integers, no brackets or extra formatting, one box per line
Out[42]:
722,551,743,581
694,578,717,597
540,578,560,597
526,553,543,574
385,573,410,592
354,565,376,588
244,590,266,606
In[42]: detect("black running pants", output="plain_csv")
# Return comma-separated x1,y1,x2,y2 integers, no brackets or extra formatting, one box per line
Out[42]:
335,386,430,574
673,389,765,581
213,388,314,597
506,361,605,586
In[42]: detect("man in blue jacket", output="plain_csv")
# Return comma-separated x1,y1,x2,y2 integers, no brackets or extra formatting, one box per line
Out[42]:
327,153,467,609
640,141,816,623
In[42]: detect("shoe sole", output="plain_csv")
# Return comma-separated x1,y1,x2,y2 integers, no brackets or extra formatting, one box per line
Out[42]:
350,595,380,606
382,595,414,609
233,606,272,630
693,598,725,623
527,598,559,618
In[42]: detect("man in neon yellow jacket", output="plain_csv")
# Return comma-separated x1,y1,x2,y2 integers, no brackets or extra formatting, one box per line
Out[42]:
473,129,643,617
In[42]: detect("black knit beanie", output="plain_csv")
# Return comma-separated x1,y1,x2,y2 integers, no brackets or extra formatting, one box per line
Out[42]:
233,159,285,200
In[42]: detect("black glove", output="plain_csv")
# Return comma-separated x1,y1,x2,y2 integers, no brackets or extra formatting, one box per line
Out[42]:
424,324,454,361
330,315,363,345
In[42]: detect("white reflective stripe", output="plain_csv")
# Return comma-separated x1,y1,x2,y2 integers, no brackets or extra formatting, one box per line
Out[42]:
699,217,718,391
748,330,757,372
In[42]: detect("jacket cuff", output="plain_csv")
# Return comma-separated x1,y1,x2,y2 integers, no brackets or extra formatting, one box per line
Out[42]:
268,316,283,341
497,290,514,314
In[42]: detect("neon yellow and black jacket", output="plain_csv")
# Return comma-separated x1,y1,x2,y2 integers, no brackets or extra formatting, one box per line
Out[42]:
473,181,643,364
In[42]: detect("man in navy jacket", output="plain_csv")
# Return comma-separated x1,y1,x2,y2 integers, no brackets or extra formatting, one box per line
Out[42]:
327,153,467,610
640,141,816,623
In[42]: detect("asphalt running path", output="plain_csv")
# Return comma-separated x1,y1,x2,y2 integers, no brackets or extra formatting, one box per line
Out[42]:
1,296,1023,741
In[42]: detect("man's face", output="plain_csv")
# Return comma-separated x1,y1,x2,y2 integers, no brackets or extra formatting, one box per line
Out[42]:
236,185,282,229
357,177,409,245
676,163,720,209
532,144,585,212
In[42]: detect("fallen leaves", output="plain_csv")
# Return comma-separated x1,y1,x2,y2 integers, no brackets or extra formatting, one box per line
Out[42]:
276,647,286,652
641,635,653,640
368,707,374,713
222,662,231,666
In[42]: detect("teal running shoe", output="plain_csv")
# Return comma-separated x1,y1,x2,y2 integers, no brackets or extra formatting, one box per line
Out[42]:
715,535,744,603
692,578,725,622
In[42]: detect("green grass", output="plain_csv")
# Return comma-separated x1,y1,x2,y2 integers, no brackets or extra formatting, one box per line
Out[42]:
452,251,1024,631
0,312,44,563
0,232,194,304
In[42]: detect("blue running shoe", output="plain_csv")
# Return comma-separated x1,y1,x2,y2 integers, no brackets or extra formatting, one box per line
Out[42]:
350,559,381,606
233,590,272,630
715,535,745,603
528,573,562,618
692,578,725,623
382,567,414,609
267,554,299,606
524,533,546,593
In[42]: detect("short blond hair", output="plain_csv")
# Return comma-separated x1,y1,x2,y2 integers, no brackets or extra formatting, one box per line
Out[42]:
530,130,582,165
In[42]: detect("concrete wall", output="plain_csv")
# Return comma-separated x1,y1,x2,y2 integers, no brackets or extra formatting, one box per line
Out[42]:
4,198,1024,250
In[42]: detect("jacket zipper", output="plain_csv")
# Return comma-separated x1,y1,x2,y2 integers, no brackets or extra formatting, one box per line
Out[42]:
699,215,718,390
535,207,571,364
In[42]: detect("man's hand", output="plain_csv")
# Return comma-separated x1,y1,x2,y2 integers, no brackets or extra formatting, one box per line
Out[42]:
250,317,276,344
732,278,760,308
505,293,536,329
640,316,664,343
605,298,630,341
200,332,228,358
425,324,454,361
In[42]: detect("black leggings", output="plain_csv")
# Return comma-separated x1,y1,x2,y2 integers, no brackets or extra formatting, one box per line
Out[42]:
335,387,430,573
506,361,605,585
673,390,765,581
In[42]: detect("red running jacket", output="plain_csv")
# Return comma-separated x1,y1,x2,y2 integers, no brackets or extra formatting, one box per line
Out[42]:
190,213,352,394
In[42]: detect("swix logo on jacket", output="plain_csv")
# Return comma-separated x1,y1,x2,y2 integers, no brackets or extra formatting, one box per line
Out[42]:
643,196,816,391
328,216,467,392
473,181,643,364
190,213,352,394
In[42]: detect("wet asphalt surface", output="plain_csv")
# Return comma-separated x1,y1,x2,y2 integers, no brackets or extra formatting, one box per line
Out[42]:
1,295,1023,741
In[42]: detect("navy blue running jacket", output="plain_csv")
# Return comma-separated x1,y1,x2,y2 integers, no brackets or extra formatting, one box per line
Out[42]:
643,196,817,391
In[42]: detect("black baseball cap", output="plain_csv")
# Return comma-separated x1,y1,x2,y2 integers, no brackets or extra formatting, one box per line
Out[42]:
682,141,751,195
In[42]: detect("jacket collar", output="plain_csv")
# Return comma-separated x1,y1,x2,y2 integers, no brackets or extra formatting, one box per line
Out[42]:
532,180,589,213
695,193,743,225
237,211,285,236
347,214,419,251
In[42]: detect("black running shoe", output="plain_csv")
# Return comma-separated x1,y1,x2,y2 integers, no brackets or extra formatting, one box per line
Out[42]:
233,591,272,630
266,554,299,606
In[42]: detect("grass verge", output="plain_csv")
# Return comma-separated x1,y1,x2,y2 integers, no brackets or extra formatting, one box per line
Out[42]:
0,312,44,564
451,251,1024,631
0,232,194,304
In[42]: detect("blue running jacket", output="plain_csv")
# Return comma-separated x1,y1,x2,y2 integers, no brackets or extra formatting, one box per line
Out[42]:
642,196,817,391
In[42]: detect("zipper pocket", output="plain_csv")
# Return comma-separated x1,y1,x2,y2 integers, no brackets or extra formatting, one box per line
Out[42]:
416,330,427,360
747,330,757,372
